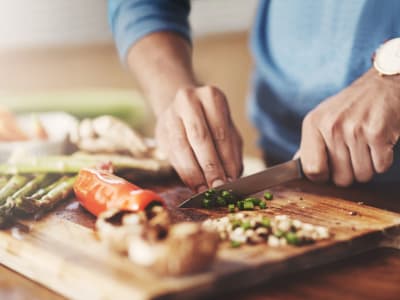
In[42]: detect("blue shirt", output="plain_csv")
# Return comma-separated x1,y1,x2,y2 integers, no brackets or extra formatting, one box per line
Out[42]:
109,0,400,180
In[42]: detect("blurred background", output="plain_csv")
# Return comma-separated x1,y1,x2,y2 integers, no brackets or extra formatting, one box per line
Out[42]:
0,0,260,157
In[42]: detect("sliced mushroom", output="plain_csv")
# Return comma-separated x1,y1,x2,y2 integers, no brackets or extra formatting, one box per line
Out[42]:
70,116,150,157
96,207,220,276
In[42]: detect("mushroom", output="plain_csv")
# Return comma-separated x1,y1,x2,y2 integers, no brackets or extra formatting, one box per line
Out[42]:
70,116,150,157
96,207,220,276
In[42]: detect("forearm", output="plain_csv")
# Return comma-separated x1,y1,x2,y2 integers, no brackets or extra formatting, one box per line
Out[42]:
127,31,197,116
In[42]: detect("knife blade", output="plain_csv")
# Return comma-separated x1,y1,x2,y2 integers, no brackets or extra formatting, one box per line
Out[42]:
178,159,303,208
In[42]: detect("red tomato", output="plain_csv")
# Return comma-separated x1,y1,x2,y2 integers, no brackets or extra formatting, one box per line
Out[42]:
73,168,165,216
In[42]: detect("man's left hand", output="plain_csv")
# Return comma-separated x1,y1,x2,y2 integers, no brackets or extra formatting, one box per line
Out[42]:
299,68,400,186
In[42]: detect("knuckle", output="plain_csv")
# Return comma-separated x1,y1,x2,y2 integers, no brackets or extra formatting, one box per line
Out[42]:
175,88,198,109
322,117,343,141
175,134,188,148
204,161,218,173
189,122,208,141
344,121,363,140
176,87,194,99
365,125,384,144
202,85,223,99
213,125,226,142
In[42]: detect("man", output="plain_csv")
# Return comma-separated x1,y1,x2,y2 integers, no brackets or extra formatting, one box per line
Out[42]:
108,0,400,192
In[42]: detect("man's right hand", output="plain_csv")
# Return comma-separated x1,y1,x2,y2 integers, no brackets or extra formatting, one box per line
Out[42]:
155,85,243,192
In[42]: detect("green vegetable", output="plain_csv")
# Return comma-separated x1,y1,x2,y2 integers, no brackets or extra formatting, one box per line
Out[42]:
35,176,76,213
236,200,244,210
221,190,236,204
275,230,284,238
243,201,254,210
259,200,267,209
244,197,261,206
204,189,217,199
0,176,8,189
228,203,235,213
216,196,227,207
241,221,251,230
231,219,241,229
0,175,31,203
202,198,212,209
0,154,171,175
230,240,242,248
285,232,300,245
261,217,271,227
264,191,273,200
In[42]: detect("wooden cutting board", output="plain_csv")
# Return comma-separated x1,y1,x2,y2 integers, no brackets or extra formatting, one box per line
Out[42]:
0,179,399,300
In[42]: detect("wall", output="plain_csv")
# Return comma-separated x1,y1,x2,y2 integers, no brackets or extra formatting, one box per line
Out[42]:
0,0,260,157
0,0,258,48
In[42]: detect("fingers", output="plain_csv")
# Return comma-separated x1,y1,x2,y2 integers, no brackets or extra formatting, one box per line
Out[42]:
176,89,228,188
300,114,329,183
156,86,244,191
344,125,374,182
365,127,394,174
197,86,243,180
157,110,206,191
302,110,394,187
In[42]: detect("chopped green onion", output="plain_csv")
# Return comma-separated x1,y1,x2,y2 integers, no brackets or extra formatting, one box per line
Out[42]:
228,203,235,213
230,240,242,248
285,232,300,245
237,201,244,210
244,197,261,205
275,230,284,238
221,190,231,198
202,198,212,209
241,221,251,230
264,191,273,200
231,219,241,229
204,189,217,199
261,217,270,227
259,200,267,209
243,201,254,210
216,196,227,207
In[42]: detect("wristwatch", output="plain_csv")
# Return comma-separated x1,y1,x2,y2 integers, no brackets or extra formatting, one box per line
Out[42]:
373,37,400,75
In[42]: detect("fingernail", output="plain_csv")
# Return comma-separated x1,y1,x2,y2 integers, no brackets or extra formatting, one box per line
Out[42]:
197,185,208,193
227,177,233,182
212,179,225,188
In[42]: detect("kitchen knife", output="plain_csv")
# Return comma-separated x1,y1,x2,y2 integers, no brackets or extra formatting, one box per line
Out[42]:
178,158,303,208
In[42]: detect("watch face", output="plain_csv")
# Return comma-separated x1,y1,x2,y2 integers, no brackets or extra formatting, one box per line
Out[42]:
374,37,400,75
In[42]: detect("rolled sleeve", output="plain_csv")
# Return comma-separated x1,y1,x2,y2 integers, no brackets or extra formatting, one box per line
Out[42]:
108,0,191,63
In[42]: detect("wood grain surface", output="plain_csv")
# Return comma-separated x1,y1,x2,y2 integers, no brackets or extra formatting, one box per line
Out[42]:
0,179,399,300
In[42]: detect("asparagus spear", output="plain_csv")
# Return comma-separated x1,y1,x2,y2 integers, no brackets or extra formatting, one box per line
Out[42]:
0,174,50,226
18,175,76,215
17,175,66,213
0,154,171,174
35,176,76,213
0,175,30,203
0,176,8,189
13,174,52,213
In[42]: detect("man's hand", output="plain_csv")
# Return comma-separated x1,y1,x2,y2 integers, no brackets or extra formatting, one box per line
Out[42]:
155,85,243,192
300,68,400,186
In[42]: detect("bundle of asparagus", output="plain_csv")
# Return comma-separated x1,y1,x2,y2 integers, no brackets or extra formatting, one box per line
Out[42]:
0,174,76,227
0,152,172,226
